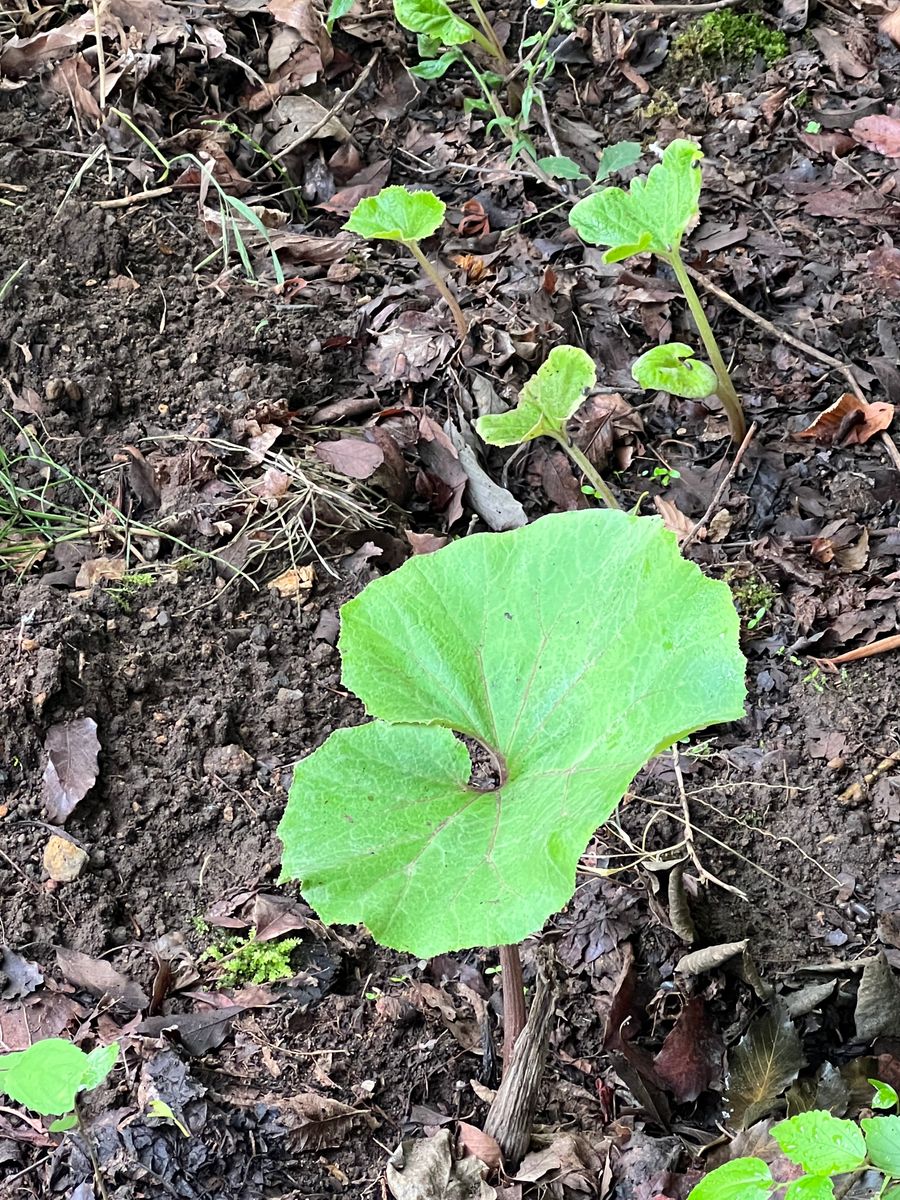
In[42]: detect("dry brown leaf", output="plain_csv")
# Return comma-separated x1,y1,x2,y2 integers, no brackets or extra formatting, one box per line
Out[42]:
810,25,869,79
406,531,450,555
47,56,102,120
56,947,149,1011
319,160,392,215
267,95,349,152
869,245,900,298
277,1092,374,1151
388,1130,496,1200
797,392,894,444
676,939,749,975
0,15,94,79
851,115,900,157
653,496,694,544
315,437,384,478
457,1122,502,1171
880,6,900,47
42,717,101,824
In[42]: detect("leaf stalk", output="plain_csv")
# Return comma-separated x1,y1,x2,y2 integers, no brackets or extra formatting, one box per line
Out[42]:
548,432,620,510
405,238,469,341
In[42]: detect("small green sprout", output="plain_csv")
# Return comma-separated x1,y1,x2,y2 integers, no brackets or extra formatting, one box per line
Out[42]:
345,186,467,341
204,930,299,988
651,465,680,487
632,343,717,401
805,120,822,135
569,140,746,443
689,1089,900,1200
474,345,620,509
147,1098,191,1137
0,1038,119,1128
394,0,507,64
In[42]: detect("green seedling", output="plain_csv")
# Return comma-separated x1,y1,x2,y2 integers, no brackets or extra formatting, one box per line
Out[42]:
147,1098,191,1137
632,343,718,401
475,344,619,509
279,509,745,1076
690,1087,900,1200
345,186,467,340
203,929,300,988
394,0,508,68
0,1038,119,1128
651,465,680,487
569,140,746,443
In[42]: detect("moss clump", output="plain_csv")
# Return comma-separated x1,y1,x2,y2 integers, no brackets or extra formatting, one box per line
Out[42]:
673,11,788,67
204,929,299,988
725,569,779,627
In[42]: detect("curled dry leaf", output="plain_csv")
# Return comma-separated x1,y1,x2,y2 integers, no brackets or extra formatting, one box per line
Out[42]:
42,717,101,824
388,1129,497,1200
0,947,43,1002
457,1122,503,1171
675,938,748,975
881,6,900,47
653,496,694,545
797,392,894,445
56,947,150,1011
276,1092,375,1151
268,566,315,598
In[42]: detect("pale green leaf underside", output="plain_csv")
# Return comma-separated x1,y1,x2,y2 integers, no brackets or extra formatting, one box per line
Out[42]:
569,138,703,260
0,1038,117,1117
687,1157,773,1200
344,185,446,242
475,345,596,447
773,1112,866,1176
632,343,718,399
394,0,479,44
279,511,745,956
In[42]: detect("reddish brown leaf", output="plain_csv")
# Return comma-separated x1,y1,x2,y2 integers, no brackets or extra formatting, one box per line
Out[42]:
653,997,725,1102
799,130,855,157
797,392,894,445
869,245,900,298
405,531,450,555
319,160,391,215
880,7,900,48
315,437,384,478
457,1121,502,1170
851,115,900,158
42,717,101,824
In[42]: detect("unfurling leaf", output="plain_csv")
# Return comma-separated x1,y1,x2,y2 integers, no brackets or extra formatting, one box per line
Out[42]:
871,1078,900,1110
344,186,446,243
279,510,746,957
632,343,718,399
0,1038,119,1117
862,1115,900,1176
687,1157,774,1200
393,0,480,45
772,1111,866,1175
325,0,354,31
726,1004,804,1128
570,139,703,262
475,345,596,447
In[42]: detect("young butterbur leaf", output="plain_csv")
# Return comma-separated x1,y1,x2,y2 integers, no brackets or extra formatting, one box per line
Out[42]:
772,1112,866,1175
537,155,587,180
862,1115,900,1176
0,1038,119,1117
344,186,446,243
570,138,703,262
632,343,718,399
394,0,479,44
784,1179,835,1200
475,345,596,447
279,510,746,956
687,1157,774,1200
871,1079,900,1109
596,139,642,181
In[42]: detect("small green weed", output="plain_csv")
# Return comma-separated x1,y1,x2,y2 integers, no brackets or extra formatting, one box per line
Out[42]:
103,572,155,612
673,11,787,67
725,570,778,627
203,929,299,987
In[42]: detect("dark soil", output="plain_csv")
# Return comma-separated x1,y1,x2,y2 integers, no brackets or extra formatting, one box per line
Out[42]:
3,3,900,1197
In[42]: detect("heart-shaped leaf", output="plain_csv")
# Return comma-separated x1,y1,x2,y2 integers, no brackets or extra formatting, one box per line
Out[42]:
279,510,745,956
871,1078,900,1110
632,343,718,399
344,186,446,243
772,1112,866,1175
863,1115,900,1176
570,139,703,262
394,0,480,45
475,345,596,447
687,1157,774,1200
0,1038,119,1117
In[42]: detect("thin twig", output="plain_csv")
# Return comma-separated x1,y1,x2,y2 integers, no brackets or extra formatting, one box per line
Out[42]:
814,634,900,673
682,421,757,550
590,0,741,11
258,50,380,172
91,0,107,112
95,186,174,209
685,263,900,473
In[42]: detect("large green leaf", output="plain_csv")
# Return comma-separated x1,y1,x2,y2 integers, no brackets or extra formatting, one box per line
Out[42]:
772,1112,866,1176
632,343,718,400
570,139,703,262
687,1158,774,1200
0,1038,119,1117
279,510,745,956
863,1116,900,1176
344,186,446,243
393,0,479,45
475,345,596,447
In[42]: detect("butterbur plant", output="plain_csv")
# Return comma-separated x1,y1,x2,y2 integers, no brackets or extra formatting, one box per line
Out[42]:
394,0,508,71
278,509,745,1084
474,344,619,509
345,186,468,340
690,1088,900,1200
569,140,747,442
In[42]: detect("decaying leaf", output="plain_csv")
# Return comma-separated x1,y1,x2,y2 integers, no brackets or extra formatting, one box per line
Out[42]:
315,437,385,478
797,393,893,445
276,1092,375,1151
851,115,900,158
726,1004,804,1128
457,1122,502,1171
388,1129,496,1200
856,953,900,1041
136,1007,244,1055
56,947,149,1012
676,939,748,976
515,1131,609,1191
267,566,315,598
42,717,101,824
0,947,43,1002
654,997,724,1102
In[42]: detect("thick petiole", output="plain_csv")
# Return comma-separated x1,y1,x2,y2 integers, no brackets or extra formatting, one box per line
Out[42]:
405,238,469,341
548,432,620,510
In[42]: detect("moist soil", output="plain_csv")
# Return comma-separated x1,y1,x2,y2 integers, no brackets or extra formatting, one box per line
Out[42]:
2,5,900,1198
